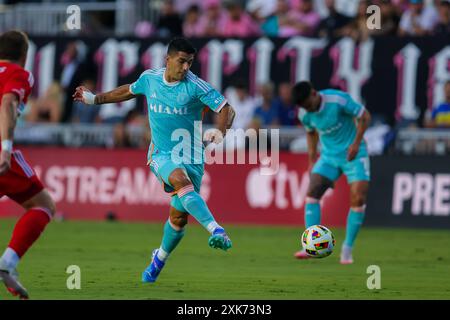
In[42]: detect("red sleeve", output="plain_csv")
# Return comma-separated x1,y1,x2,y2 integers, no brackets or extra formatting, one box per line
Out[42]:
2,69,34,104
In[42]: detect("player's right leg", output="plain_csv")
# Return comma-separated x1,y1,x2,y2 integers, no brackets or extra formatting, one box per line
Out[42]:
295,158,338,259
142,206,187,283
168,168,232,251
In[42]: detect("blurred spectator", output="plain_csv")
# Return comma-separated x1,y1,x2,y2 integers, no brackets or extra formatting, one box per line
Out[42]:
134,21,155,38
224,79,259,149
26,82,63,123
434,0,450,35
126,108,151,149
280,0,321,37
369,0,401,36
261,0,290,37
246,0,278,22
392,0,410,12
251,82,280,130
112,123,132,148
71,79,99,123
398,0,439,36
59,41,89,122
183,4,203,38
221,1,261,37
197,0,227,37
275,82,298,126
225,79,259,130
156,0,183,38
364,119,392,155
317,0,352,38
427,80,450,128
340,0,372,42
174,0,204,14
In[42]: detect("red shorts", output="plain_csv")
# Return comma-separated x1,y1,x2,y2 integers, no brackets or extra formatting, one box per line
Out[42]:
0,150,44,204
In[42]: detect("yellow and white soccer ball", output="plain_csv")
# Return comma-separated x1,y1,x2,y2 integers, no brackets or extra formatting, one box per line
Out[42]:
301,225,336,258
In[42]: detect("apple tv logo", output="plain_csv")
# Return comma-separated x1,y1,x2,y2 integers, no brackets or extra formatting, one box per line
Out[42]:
246,163,333,209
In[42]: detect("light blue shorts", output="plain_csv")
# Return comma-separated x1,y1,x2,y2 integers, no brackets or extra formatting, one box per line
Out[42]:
148,151,204,213
312,150,370,184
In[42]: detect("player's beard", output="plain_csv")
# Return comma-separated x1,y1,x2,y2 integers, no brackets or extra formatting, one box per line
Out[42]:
179,71,187,80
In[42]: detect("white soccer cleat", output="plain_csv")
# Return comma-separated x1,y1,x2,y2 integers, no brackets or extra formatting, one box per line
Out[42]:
0,258,29,299
340,245,354,265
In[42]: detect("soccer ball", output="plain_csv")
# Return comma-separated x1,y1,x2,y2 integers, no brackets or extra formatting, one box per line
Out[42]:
301,225,335,258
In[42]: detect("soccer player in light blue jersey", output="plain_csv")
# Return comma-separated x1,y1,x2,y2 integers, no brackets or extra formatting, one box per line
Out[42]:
73,38,236,282
291,81,371,264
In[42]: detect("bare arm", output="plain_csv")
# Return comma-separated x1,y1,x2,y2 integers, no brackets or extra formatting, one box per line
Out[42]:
73,84,135,105
0,93,19,174
353,110,371,147
216,104,235,136
0,93,18,142
348,110,371,161
205,104,236,144
306,130,319,167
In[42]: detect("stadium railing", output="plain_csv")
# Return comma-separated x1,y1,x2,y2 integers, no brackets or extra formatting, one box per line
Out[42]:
14,124,450,155
395,128,450,155
0,0,159,36
14,123,306,150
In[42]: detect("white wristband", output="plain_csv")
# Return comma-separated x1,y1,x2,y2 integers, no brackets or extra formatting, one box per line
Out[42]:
82,91,96,105
1,140,13,153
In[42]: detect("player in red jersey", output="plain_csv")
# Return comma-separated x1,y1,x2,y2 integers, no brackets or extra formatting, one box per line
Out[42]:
0,31,56,299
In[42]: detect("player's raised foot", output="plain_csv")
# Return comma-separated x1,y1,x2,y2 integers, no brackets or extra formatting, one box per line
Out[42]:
0,260,29,300
142,249,165,283
208,228,232,251
294,249,311,259
340,245,354,265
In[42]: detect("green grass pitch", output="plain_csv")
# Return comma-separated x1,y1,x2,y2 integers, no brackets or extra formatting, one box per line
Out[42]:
0,219,449,300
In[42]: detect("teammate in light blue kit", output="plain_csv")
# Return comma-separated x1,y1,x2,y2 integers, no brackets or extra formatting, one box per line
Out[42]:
291,81,371,264
73,38,236,282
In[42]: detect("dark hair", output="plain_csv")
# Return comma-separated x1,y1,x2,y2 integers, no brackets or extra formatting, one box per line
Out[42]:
292,81,313,105
186,4,200,13
0,30,28,61
167,37,197,56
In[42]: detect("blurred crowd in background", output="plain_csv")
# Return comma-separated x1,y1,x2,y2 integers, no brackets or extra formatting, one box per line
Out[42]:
151,0,450,39
4,0,448,38
0,0,449,151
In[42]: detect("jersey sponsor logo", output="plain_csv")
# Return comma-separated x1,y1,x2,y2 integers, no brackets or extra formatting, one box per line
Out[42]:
149,103,188,115
318,122,343,135
150,92,157,98
0,67,6,73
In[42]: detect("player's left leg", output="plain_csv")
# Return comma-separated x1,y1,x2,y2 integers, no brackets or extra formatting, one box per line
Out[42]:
0,189,55,299
340,181,369,264
142,206,187,283
169,168,232,251
341,154,370,264
149,153,231,251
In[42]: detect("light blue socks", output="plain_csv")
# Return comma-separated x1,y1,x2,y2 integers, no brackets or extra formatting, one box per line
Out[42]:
160,220,185,255
343,209,365,247
178,188,220,233
305,202,321,228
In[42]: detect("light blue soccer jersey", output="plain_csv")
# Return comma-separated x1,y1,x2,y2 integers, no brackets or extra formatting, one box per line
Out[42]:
298,89,367,158
130,68,227,164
